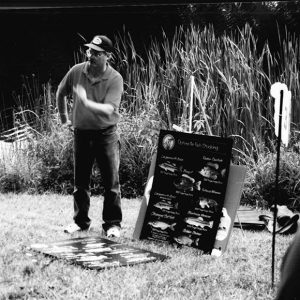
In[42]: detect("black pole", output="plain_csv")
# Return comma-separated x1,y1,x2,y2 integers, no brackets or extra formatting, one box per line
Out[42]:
272,89,283,287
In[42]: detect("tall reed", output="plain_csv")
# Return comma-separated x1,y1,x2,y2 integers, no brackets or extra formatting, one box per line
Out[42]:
114,24,293,163
276,26,300,126
1,23,300,201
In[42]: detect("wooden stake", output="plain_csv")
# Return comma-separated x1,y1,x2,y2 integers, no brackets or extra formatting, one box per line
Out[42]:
189,76,194,133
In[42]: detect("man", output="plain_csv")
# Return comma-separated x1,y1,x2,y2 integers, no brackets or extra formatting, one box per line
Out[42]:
275,229,300,300
56,35,123,238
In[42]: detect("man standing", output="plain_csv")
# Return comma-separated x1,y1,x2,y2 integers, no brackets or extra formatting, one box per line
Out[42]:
56,35,123,238
275,229,300,300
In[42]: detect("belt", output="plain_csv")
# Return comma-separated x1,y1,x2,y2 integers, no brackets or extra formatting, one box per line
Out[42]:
74,125,116,135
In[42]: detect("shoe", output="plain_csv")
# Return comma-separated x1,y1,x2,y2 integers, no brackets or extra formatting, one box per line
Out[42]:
64,223,89,234
103,226,121,238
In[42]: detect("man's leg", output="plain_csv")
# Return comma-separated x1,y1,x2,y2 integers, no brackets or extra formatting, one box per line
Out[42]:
73,130,94,229
275,230,300,300
96,138,122,231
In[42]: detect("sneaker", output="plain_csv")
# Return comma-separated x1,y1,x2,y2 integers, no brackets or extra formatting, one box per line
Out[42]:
64,223,89,234
103,226,121,238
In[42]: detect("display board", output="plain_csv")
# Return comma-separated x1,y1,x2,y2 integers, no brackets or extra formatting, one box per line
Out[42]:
140,130,233,253
31,236,168,270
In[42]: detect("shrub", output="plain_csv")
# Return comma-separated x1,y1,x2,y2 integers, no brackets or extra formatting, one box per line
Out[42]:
119,109,163,197
0,139,35,193
0,173,26,193
242,149,300,210
1,24,300,207
26,125,74,194
0,108,162,197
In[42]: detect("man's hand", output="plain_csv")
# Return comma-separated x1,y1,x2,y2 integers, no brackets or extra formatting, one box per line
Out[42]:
62,119,73,132
73,84,88,107
73,83,114,116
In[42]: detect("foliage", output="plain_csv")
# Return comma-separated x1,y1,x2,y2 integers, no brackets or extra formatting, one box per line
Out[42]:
242,149,300,210
0,24,300,207
114,24,280,162
26,125,74,194
181,2,300,40
118,109,162,197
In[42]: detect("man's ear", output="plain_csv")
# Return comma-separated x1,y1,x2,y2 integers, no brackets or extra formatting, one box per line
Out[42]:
106,52,112,60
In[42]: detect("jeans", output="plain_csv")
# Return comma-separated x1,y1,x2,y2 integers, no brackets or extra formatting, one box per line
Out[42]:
73,126,122,231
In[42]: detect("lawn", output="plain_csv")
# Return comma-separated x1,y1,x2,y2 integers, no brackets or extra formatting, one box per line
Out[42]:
0,193,294,300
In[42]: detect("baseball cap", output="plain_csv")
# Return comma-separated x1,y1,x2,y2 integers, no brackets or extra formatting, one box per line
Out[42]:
84,35,114,52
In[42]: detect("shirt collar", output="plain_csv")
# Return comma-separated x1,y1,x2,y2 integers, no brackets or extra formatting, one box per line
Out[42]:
83,62,111,82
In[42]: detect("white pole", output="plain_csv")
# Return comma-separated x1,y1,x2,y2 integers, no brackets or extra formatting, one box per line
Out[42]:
193,83,213,136
189,76,194,133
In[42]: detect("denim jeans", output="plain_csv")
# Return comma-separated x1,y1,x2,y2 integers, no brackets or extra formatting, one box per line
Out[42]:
73,126,122,231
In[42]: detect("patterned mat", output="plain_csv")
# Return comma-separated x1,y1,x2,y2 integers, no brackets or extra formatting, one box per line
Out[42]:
30,236,169,270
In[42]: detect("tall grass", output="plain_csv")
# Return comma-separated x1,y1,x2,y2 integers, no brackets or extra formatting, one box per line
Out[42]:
276,26,300,125
114,24,288,161
1,23,300,205
0,77,74,194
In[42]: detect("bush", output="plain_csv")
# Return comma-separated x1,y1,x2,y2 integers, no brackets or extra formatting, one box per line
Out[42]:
242,149,300,210
0,108,161,197
0,173,26,193
1,24,300,208
26,125,74,194
119,110,162,197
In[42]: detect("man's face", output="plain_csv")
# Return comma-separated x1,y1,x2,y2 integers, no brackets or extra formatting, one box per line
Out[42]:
86,48,108,67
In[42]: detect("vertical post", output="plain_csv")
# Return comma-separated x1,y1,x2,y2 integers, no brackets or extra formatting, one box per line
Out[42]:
272,89,283,287
189,76,194,133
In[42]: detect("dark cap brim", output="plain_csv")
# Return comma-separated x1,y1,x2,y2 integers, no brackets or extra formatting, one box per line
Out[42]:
84,43,106,52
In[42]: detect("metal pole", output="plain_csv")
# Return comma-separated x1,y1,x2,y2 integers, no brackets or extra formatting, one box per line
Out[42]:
272,89,283,287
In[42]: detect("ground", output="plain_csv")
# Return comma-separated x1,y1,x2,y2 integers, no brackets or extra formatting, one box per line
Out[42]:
0,193,295,300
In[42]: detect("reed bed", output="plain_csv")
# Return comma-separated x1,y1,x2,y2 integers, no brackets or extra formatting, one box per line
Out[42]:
1,23,300,204
114,24,300,160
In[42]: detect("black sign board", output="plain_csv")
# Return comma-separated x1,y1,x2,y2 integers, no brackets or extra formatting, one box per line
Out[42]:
140,130,233,253
31,236,168,270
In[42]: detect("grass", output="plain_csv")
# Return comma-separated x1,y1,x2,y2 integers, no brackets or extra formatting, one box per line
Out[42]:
0,193,295,299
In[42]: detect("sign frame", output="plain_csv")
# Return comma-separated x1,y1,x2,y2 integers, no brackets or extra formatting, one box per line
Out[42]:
139,129,233,253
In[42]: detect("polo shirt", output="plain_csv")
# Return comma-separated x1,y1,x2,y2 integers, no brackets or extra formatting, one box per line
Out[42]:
57,62,123,130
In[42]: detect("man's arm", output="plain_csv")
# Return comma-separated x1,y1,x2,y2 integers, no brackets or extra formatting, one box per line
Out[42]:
73,84,115,116
56,92,69,124
56,89,70,124
56,66,74,125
